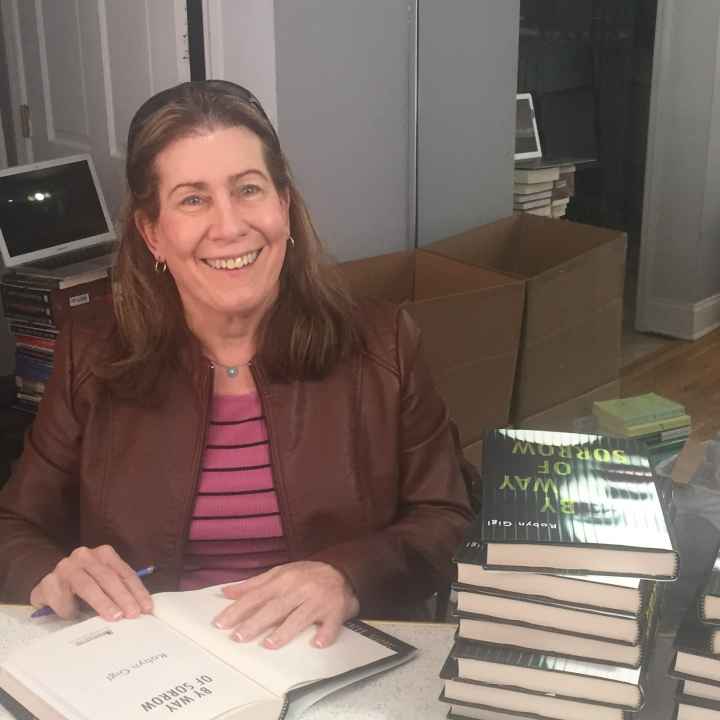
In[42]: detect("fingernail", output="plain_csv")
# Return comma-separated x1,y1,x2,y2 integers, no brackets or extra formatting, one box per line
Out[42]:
314,638,325,648
232,631,245,642
264,637,277,648
214,619,228,629
111,609,123,620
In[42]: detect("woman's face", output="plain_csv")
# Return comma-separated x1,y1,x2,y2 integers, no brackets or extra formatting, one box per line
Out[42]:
139,125,290,328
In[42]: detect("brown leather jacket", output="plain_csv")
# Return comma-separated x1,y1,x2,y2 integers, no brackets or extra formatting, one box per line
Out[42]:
0,300,473,616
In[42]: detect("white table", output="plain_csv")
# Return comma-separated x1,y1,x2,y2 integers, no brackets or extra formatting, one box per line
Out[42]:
0,605,455,719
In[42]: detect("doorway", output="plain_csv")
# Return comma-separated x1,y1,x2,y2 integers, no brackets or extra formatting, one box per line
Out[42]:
518,0,668,364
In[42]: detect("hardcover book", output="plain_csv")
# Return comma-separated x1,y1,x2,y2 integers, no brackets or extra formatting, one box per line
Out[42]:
673,591,720,683
597,414,691,439
440,638,645,709
439,680,630,720
447,705,541,720
0,585,415,720
701,541,720,622
0,276,110,330
457,581,660,669
681,678,720,703
453,565,649,616
593,393,685,431
454,587,643,644
478,429,678,578
674,693,720,719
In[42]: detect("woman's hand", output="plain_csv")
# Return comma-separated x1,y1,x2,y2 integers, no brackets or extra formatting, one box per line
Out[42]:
214,561,359,649
29,545,153,621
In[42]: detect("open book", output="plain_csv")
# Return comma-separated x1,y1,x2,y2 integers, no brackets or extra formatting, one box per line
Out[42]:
0,585,415,720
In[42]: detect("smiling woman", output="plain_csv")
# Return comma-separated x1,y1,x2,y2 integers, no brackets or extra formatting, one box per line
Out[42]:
0,81,472,652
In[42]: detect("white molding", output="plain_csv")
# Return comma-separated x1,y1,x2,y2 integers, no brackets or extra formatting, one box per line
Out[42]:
643,293,720,340
636,0,674,332
203,0,224,80
2,0,30,162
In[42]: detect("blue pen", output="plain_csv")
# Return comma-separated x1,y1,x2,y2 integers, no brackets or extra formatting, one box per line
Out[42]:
30,565,156,619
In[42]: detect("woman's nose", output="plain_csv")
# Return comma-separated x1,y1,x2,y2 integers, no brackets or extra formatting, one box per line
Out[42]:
210,194,250,239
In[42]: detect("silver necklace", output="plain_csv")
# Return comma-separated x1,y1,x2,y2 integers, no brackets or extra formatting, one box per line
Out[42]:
207,358,252,378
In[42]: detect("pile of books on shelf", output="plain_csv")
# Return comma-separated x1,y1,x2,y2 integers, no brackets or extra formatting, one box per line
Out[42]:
671,540,720,719
593,392,691,474
513,164,575,219
0,271,111,413
439,428,678,720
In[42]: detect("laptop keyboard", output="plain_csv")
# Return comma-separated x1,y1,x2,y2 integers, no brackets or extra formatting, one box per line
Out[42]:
27,242,117,270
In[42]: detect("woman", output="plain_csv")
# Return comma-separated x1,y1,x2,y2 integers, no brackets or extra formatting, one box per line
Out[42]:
0,81,472,649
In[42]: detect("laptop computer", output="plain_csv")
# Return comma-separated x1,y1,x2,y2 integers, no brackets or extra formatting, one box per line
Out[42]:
0,154,117,280
514,92,596,170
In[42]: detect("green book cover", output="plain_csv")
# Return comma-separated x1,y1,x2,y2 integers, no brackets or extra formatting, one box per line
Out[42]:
477,429,678,578
593,393,685,430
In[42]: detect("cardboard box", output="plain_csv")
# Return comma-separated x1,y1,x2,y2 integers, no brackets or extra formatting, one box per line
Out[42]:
515,379,621,431
339,250,524,446
426,214,626,421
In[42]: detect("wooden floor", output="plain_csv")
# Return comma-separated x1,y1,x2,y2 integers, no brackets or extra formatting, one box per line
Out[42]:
621,326,720,442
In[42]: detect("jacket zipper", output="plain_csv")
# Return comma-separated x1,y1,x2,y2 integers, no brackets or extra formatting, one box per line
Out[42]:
250,362,296,560
174,360,214,587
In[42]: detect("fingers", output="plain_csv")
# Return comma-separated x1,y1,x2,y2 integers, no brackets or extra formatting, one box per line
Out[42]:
30,572,80,620
30,545,153,621
214,561,360,650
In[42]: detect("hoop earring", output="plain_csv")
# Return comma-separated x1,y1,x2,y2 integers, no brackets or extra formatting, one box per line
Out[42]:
154,259,168,273
288,235,295,248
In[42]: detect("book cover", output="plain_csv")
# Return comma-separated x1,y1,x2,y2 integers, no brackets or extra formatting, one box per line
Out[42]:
453,586,643,644
593,393,685,429
439,682,630,720
598,414,691,438
440,638,644,709
674,693,720,718
0,585,415,720
478,429,678,578
673,595,720,684
1,276,111,330
452,564,649,615
457,578,661,670
681,677,720,703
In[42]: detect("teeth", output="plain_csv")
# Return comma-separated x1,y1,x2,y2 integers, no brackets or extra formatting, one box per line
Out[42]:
205,250,260,270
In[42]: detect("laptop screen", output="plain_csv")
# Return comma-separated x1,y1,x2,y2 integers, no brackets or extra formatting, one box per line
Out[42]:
515,93,542,161
0,154,115,268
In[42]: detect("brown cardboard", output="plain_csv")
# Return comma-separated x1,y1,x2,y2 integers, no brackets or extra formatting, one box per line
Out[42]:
462,439,484,469
339,250,524,446
516,379,621,431
426,214,626,421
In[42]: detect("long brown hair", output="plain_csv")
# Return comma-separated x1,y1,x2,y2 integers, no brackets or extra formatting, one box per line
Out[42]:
99,81,363,399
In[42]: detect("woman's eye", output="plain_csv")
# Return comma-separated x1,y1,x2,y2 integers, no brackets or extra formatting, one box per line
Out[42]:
181,195,204,207
238,184,261,197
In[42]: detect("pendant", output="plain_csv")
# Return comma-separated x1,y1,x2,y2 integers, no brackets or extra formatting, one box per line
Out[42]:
226,366,239,378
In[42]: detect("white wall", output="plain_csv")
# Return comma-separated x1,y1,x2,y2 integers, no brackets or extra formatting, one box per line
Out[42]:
416,0,519,246
202,0,278,125
638,0,720,339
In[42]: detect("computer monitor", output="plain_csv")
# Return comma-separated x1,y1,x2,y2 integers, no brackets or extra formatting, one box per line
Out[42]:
515,93,542,161
0,154,115,268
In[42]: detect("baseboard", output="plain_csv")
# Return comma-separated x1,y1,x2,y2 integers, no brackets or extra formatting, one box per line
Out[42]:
640,293,720,340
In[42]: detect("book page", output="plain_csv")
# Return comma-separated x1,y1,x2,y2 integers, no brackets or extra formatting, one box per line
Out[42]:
152,585,397,697
1,614,282,720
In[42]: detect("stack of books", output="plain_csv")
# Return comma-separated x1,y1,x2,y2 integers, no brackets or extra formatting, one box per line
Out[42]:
593,393,691,472
0,271,111,413
513,164,576,219
671,541,720,718
439,428,678,720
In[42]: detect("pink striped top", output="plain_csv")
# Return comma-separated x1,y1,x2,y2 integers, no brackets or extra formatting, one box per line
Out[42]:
180,392,290,590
